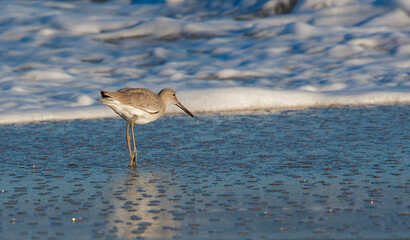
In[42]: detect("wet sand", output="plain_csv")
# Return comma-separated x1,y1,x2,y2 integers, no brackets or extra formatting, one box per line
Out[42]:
0,105,409,239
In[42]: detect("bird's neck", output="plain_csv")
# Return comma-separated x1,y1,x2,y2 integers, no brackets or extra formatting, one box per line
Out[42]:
158,97,168,116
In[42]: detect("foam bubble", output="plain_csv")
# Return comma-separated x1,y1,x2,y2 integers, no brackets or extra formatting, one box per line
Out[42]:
22,70,74,81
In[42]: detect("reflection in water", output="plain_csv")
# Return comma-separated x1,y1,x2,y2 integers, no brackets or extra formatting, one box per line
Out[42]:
0,106,409,239
109,170,182,239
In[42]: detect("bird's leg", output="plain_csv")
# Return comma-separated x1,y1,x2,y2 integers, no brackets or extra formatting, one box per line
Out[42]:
126,123,133,166
130,120,137,167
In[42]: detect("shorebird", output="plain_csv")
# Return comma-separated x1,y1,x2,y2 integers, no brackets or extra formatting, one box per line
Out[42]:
99,88,194,167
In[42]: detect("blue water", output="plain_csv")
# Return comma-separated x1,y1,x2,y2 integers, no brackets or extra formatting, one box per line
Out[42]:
1,105,409,239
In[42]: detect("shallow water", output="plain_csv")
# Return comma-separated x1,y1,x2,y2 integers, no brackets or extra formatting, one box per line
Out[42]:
0,106,409,239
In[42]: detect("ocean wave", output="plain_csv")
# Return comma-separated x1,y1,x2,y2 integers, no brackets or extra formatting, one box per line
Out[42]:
1,87,409,125
1,0,410,124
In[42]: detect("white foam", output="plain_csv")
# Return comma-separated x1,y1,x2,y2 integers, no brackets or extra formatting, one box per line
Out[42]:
0,0,409,125
363,9,410,27
21,70,74,81
178,88,410,113
94,17,184,40
293,0,355,12
216,69,266,79
0,106,116,125
281,22,323,38
1,88,409,125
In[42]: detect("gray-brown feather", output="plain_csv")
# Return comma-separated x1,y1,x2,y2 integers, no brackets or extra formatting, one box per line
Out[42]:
101,88,162,113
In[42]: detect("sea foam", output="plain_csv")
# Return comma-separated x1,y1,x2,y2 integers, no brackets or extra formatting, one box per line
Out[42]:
0,0,409,124
1,88,409,125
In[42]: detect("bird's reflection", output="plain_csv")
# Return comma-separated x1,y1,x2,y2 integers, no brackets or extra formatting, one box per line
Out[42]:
108,169,182,239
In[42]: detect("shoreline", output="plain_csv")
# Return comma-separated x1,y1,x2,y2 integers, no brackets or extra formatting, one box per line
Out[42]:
1,101,409,125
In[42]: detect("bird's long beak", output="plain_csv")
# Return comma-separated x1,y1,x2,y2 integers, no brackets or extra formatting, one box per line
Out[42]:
176,101,194,117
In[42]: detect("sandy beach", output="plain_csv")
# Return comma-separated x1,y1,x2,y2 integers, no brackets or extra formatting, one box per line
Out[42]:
1,105,409,239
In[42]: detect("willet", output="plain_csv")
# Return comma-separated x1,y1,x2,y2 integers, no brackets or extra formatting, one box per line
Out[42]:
99,88,194,167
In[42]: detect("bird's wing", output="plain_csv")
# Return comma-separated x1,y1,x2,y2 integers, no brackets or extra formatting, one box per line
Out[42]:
106,88,162,113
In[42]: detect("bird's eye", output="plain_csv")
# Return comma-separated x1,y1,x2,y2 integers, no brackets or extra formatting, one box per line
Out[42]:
172,93,176,96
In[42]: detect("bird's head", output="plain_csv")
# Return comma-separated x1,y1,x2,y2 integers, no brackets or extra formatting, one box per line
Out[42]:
159,88,194,117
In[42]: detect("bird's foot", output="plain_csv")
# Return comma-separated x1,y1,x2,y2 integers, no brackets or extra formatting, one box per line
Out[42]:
128,151,137,167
